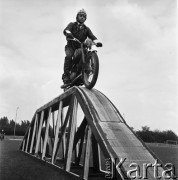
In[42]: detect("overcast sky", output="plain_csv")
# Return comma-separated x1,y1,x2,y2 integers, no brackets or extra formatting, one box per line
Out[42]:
0,0,177,134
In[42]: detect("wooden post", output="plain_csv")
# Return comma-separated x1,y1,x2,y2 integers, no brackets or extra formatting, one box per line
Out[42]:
35,110,44,154
52,101,63,164
74,126,79,162
61,107,66,160
74,118,88,166
52,111,55,138
35,118,39,142
72,117,88,165
40,137,43,154
30,113,38,153
92,134,100,173
65,96,78,172
22,139,26,151
53,97,74,163
25,127,31,153
83,126,92,180
42,107,52,159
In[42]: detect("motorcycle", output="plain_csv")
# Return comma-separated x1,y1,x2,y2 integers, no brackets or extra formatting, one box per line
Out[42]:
61,37,102,91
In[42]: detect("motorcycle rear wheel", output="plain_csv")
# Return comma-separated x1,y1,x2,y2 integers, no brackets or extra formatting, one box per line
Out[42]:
82,52,99,89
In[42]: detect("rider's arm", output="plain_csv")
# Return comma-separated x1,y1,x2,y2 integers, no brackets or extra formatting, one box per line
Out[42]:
63,22,74,36
86,27,102,47
86,27,97,41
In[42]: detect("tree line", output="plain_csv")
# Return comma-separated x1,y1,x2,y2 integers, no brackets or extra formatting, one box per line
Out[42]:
0,116,30,136
0,116,178,143
134,126,178,143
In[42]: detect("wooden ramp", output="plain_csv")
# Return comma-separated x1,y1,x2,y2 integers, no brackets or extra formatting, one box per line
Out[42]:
20,87,174,180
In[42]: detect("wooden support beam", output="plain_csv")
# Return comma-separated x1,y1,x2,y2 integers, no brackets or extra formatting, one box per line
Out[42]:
52,101,63,164
35,110,44,154
25,127,31,153
65,96,78,172
74,127,79,162
92,134,100,173
52,111,55,138
61,107,66,160
22,139,25,151
53,97,74,163
73,117,87,150
73,118,88,166
30,113,38,153
42,107,52,159
35,117,39,142
75,132,85,166
40,137,43,154
36,87,75,113
83,126,92,180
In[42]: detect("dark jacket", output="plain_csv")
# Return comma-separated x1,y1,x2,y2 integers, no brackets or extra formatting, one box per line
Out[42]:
64,22,97,49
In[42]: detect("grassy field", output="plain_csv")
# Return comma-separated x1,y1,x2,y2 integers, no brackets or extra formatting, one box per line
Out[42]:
0,138,75,180
0,137,178,179
147,143,178,176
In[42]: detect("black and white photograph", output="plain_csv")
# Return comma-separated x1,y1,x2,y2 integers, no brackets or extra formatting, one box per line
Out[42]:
0,0,177,179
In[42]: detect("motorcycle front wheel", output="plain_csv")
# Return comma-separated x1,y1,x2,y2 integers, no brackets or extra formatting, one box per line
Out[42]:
82,52,99,89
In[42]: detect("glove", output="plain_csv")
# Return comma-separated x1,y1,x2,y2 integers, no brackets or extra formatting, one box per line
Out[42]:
96,42,102,47
66,32,74,39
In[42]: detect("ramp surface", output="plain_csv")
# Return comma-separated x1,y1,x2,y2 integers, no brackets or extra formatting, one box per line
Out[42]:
76,87,172,179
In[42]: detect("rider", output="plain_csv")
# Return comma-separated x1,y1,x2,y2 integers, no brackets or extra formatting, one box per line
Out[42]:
61,9,102,87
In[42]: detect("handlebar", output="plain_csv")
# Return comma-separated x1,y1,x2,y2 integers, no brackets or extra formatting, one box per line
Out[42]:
67,37,98,47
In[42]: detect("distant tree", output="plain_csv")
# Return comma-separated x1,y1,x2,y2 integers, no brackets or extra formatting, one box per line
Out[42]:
0,117,30,135
141,126,150,132
0,116,9,133
135,126,178,143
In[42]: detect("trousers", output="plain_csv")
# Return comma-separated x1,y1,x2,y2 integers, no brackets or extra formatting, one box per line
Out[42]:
63,46,83,74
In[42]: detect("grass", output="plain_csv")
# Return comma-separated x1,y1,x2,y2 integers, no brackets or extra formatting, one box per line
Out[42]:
0,137,177,179
147,143,178,176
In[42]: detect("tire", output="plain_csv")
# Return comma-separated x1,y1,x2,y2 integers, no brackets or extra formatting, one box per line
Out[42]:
82,52,99,89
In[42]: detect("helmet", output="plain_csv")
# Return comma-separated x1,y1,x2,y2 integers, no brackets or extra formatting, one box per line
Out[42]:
76,9,87,20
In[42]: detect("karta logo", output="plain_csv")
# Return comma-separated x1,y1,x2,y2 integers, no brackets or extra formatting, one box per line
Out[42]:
105,158,177,179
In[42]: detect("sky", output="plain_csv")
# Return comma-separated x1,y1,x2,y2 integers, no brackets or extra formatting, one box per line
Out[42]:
0,0,177,134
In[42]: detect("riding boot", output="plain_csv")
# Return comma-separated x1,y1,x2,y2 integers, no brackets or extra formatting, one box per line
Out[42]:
62,72,71,84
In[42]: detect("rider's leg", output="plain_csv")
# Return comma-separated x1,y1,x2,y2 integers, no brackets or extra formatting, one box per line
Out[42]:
73,48,87,63
73,48,82,64
62,46,75,84
73,48,87,73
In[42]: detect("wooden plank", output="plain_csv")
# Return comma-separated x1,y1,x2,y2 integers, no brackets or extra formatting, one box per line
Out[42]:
52,111,55,138
52,101,63,164
25,127,31,153
74,125,79,162
94,89,126,123
19,112,36,150
73,117,87,150
75,132,85,166
80,88,120,122
72,117,87,164
92,134,100,173
35,110,44,154
40,137,43,154
61,106,66,160
30,113,38,153
42,107,52,159
35,117,39,142
36,87,76,113
53,97,74,163
65,96,78,172
83,126,92,180
22,139,26,151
